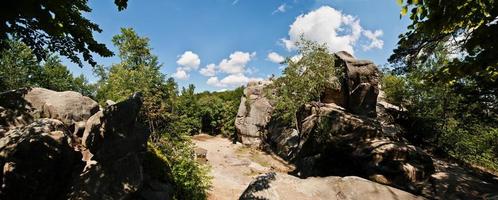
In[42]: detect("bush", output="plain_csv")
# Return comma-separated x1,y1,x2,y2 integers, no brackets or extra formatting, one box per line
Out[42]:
154,133,211,200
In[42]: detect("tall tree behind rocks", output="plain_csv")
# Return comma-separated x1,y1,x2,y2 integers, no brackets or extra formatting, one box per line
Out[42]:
96,28,168,134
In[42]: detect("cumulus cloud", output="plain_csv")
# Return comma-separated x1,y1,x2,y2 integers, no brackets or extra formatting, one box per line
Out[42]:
362,30,384,51
207,74,262,87
173,51,201,80
267,52,285,63
272,4,287,14
205,51,263,88
176,51,200,70
199,64,216,77
173,68,189,80
281,6,383,55
218,51,256,74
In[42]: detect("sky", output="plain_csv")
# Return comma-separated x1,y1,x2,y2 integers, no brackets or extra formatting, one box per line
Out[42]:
65,0,411,92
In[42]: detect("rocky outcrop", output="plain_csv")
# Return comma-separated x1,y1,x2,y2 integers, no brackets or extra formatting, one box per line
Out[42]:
0,118,77,200
235,52,435,193
235,80,273,146
0,88,173,200
290,104,434,191
239,172,425,200
321,51,380,117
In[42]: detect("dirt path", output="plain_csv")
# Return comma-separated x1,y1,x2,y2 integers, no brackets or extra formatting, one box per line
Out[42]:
192,134,293,200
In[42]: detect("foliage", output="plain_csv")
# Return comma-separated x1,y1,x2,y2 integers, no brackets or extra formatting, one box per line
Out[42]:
0,0,128,67
382,45,498,171
0,40,94,95
391,0,498,85
96,28,168,133
0,40,41,90
154,133,211,200
269,39,337,127
196,87,243,137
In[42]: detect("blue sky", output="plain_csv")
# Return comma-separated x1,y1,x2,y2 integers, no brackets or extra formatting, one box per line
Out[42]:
66,0,410,92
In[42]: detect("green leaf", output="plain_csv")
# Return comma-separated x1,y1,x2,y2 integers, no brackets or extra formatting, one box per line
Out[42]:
396,0,403,6
401,6,408,16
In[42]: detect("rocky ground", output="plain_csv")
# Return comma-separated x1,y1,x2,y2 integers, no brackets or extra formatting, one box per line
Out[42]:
192,134,293,200
192,134,435,200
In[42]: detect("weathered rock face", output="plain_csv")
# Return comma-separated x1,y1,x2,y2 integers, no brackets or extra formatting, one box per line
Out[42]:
321,51,380,117
239,173,425,200
272,103,434,192
69,93,151,199
0,88,173,200
0,118,77,200
23,88,99,126
235,80,273,146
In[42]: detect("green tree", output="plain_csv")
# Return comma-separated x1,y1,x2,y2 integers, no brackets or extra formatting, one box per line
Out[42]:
96,28,167,133
0,40,41,91
175,84,202,135
0,0,129,67
39,55,77,92
383,45,498,171
390,0,498,84
270,39,338,128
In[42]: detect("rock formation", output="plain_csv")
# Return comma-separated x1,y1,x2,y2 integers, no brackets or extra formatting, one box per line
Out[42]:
239,173,425,200
0,88,173,200
235,80,273,146
235,52,435,193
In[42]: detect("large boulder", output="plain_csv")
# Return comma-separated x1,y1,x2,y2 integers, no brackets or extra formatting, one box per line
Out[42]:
0,118,77,200
0,88,99,137
0,88,173,200
276,103,434,192
239,172,425,200
235,80,273,146
23,88,99,126
69,93,152,199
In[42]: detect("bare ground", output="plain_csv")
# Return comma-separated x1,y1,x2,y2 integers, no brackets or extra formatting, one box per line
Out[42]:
192,134,293,200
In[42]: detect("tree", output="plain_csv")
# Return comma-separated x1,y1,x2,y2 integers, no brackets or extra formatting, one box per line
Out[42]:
175,84,202,135
0,40,41,91
270,39,337,128
390,0,498,84
0,0,129,67
39,55,77,92
96,28,167,133
383,45,498,170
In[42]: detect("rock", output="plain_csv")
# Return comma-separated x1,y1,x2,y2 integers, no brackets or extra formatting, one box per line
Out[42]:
69,92,150,199
239,172,425,200
0,118,77,200
322,51,380,117
235,80,273,146
0,89,173,200
0,88,99,131
23,88,99,126
286,103,434,192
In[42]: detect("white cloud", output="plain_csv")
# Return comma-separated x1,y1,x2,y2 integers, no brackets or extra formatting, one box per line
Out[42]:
207,73,263,87
362,30,384,51
267,52,285,63
173,68,189,80
272,4,287,14
281,6,383,55
218,51,256,74
173,51,201,80
176,51,200,70
199,64,216,76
